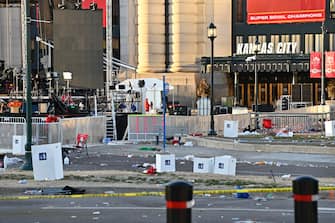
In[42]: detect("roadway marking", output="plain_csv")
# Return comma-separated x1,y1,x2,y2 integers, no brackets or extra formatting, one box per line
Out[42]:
0,187,334,200
41,206,335,214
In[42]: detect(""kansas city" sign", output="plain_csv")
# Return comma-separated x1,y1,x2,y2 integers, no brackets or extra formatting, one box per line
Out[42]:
236,42,299,55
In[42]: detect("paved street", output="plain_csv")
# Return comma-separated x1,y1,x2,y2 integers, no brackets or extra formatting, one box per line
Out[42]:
1,194,335,223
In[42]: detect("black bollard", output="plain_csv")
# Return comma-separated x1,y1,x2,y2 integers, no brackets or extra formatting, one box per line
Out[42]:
166,181,193,223
293,176,319,223
156,135,159,145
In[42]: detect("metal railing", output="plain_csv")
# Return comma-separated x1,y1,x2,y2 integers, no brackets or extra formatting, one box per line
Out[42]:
0,117,62,152
249,112,330,134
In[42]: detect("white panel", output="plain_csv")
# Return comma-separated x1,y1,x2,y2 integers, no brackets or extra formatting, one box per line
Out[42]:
193,157,214,173
223,120,239,138
214,155,236,176
156,153,175,173
325,121,335,137
12,135,26,155
32,143,63,181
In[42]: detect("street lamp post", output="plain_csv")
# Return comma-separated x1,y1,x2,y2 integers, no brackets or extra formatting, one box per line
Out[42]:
254,39,260,129
208,22,217,136
321,22,326,105
21,0,32,170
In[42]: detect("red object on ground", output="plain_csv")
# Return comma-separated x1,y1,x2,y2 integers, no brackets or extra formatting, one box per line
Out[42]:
76,133,89,147
262,119,272,129
146,166,156,175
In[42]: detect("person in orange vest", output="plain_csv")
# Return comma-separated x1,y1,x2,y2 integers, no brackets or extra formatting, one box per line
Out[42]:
144,98,150,112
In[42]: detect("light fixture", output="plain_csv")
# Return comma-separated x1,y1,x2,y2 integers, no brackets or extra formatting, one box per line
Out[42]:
207,22,217,39
63,71,72,80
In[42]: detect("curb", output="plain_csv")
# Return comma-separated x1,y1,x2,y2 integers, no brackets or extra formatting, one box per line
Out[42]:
186,136,335,155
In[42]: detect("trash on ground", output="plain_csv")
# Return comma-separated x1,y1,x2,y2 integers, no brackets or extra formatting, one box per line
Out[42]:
233,192,250,199
24,189,42,195
190,133,203,136
42,186,85,195
5,157,23,166
63,156,70,165
139,147,161,151
253,196,268,202
275,128,293,137
143,166,156,175
254,161,266,165
238,131,260,136
281,174,291,179
184,141,193,147
18,179,27,184
184,155,194,161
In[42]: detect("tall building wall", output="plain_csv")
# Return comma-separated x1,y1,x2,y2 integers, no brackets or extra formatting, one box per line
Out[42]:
168,0,202,72
137,0,166,73
133,0,232,105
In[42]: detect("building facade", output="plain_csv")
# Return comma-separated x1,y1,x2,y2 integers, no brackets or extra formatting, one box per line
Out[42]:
121,0,232,106
201,0,335,110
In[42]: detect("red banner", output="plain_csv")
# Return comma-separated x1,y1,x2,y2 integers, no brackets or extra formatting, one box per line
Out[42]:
82,0,106,27
247,0,325,24
310,52,322,78
326,52,335,78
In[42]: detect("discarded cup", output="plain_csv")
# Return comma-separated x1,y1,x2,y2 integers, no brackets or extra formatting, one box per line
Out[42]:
18,179,27,184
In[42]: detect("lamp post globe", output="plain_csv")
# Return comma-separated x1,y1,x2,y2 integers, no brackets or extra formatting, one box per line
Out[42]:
208,22,217,136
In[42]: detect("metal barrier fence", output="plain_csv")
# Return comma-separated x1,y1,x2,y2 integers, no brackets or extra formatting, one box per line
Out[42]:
249,112,330,134
0,117,62,153
60,116,106,145
0,116,106,153
128,114,250,142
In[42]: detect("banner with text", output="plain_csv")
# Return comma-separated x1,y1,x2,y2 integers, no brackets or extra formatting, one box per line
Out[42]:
310,52,322,78
326,52,335,78
247,0,325,24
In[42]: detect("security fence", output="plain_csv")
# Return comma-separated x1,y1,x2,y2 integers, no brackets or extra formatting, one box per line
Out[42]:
127,114,249,142
0,117,61,153
0,116,105,153
249,112,330,134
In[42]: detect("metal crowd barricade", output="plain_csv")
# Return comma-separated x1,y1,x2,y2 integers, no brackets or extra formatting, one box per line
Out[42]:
128,115,188,142
128,115,163,141
0,117,26,152
250,112,328,134
0,116,62,153
32,117,62,145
